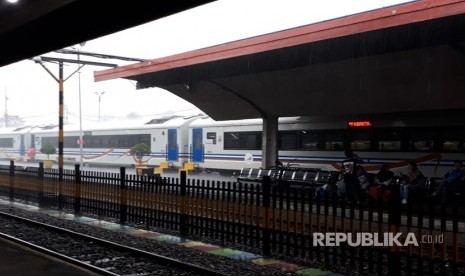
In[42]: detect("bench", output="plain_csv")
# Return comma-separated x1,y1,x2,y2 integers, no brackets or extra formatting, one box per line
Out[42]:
236,167,340,191
274,168,338,190
426,176,465,203
425,177,442,193
236,168,264,183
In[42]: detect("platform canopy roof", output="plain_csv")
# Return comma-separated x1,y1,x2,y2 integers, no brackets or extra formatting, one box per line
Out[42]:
95,0,465,121
0,0,214,67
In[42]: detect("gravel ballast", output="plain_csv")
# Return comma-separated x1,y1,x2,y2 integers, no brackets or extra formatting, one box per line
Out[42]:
0,203,309,276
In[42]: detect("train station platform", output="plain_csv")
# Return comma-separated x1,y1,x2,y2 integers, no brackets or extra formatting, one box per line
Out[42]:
0,236,96,276
0,198,343,276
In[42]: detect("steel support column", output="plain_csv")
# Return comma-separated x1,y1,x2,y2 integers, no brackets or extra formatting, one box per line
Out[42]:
262,115,278,169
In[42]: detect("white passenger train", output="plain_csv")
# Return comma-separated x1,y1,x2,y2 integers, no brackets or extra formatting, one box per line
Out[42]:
0,112,463,177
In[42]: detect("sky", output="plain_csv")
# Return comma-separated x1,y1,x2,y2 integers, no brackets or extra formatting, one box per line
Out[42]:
0,0,415,127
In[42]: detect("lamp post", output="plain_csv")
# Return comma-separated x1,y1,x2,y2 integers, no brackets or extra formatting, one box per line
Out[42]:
74,42,86,168
95,91,105,122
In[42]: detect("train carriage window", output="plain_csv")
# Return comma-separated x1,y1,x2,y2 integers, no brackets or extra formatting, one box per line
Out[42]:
0,138,14,148
224,132,240,149
83,135,92,147
168,132,177,147
300,131,319,150
194,133,202,148
137,135,150,145
243,132,261,149
95,136,104,148
376,129,402,151
324,131,343,151
120,136,131,148
279,131,298,150
349,131,371,151
117,136,124,147
442,129,465,152
63,136,79,148
42,137,58,148
408,129,437,152
109,136,118,148
91,136,102,148
224,131,261,150
54,134,151,149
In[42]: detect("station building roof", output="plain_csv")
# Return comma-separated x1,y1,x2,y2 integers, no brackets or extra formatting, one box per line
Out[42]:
95,0,465,121
0,0,214,67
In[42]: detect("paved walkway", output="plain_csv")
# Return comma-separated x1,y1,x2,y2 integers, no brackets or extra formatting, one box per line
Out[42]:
0,198,344,276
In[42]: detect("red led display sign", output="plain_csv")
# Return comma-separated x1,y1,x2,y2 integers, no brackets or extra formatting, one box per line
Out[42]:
347,121,372,128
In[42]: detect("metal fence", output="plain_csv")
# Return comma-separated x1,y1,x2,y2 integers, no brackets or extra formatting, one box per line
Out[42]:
0,161,463,275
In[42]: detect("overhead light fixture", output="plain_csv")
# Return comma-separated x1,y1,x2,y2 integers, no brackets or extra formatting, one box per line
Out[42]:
31,56,42,63
6,0,19,3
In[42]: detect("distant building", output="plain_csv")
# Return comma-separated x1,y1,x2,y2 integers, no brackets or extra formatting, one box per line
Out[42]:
0,115,25,128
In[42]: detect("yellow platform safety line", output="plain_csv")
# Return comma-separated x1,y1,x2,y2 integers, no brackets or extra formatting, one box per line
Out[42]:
183,162,195,171
15,156,31,162
155,161,170,174
178,162,195,175
160,162,169,169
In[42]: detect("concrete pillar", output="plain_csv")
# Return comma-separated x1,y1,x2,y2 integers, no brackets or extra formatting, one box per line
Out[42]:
262,115,278,169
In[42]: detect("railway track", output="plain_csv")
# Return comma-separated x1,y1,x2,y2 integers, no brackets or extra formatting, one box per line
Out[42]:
0,211,226,276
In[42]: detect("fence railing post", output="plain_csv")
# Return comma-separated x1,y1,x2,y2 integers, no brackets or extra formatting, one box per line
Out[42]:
58,166,63,210
262,175,271,256
120,167,127,225
74,164,81,214
179,170,188,237
38,162,44,206
9,160,14,201
388,185,401,275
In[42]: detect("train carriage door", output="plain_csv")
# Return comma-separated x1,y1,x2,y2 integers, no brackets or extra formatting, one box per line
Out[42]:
167,129,178,161
19,135,25,156
31,134,35,148
192,128,204,163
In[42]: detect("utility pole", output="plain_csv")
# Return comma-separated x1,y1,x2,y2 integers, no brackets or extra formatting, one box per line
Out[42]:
31,49,144,179
32,56,116,181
